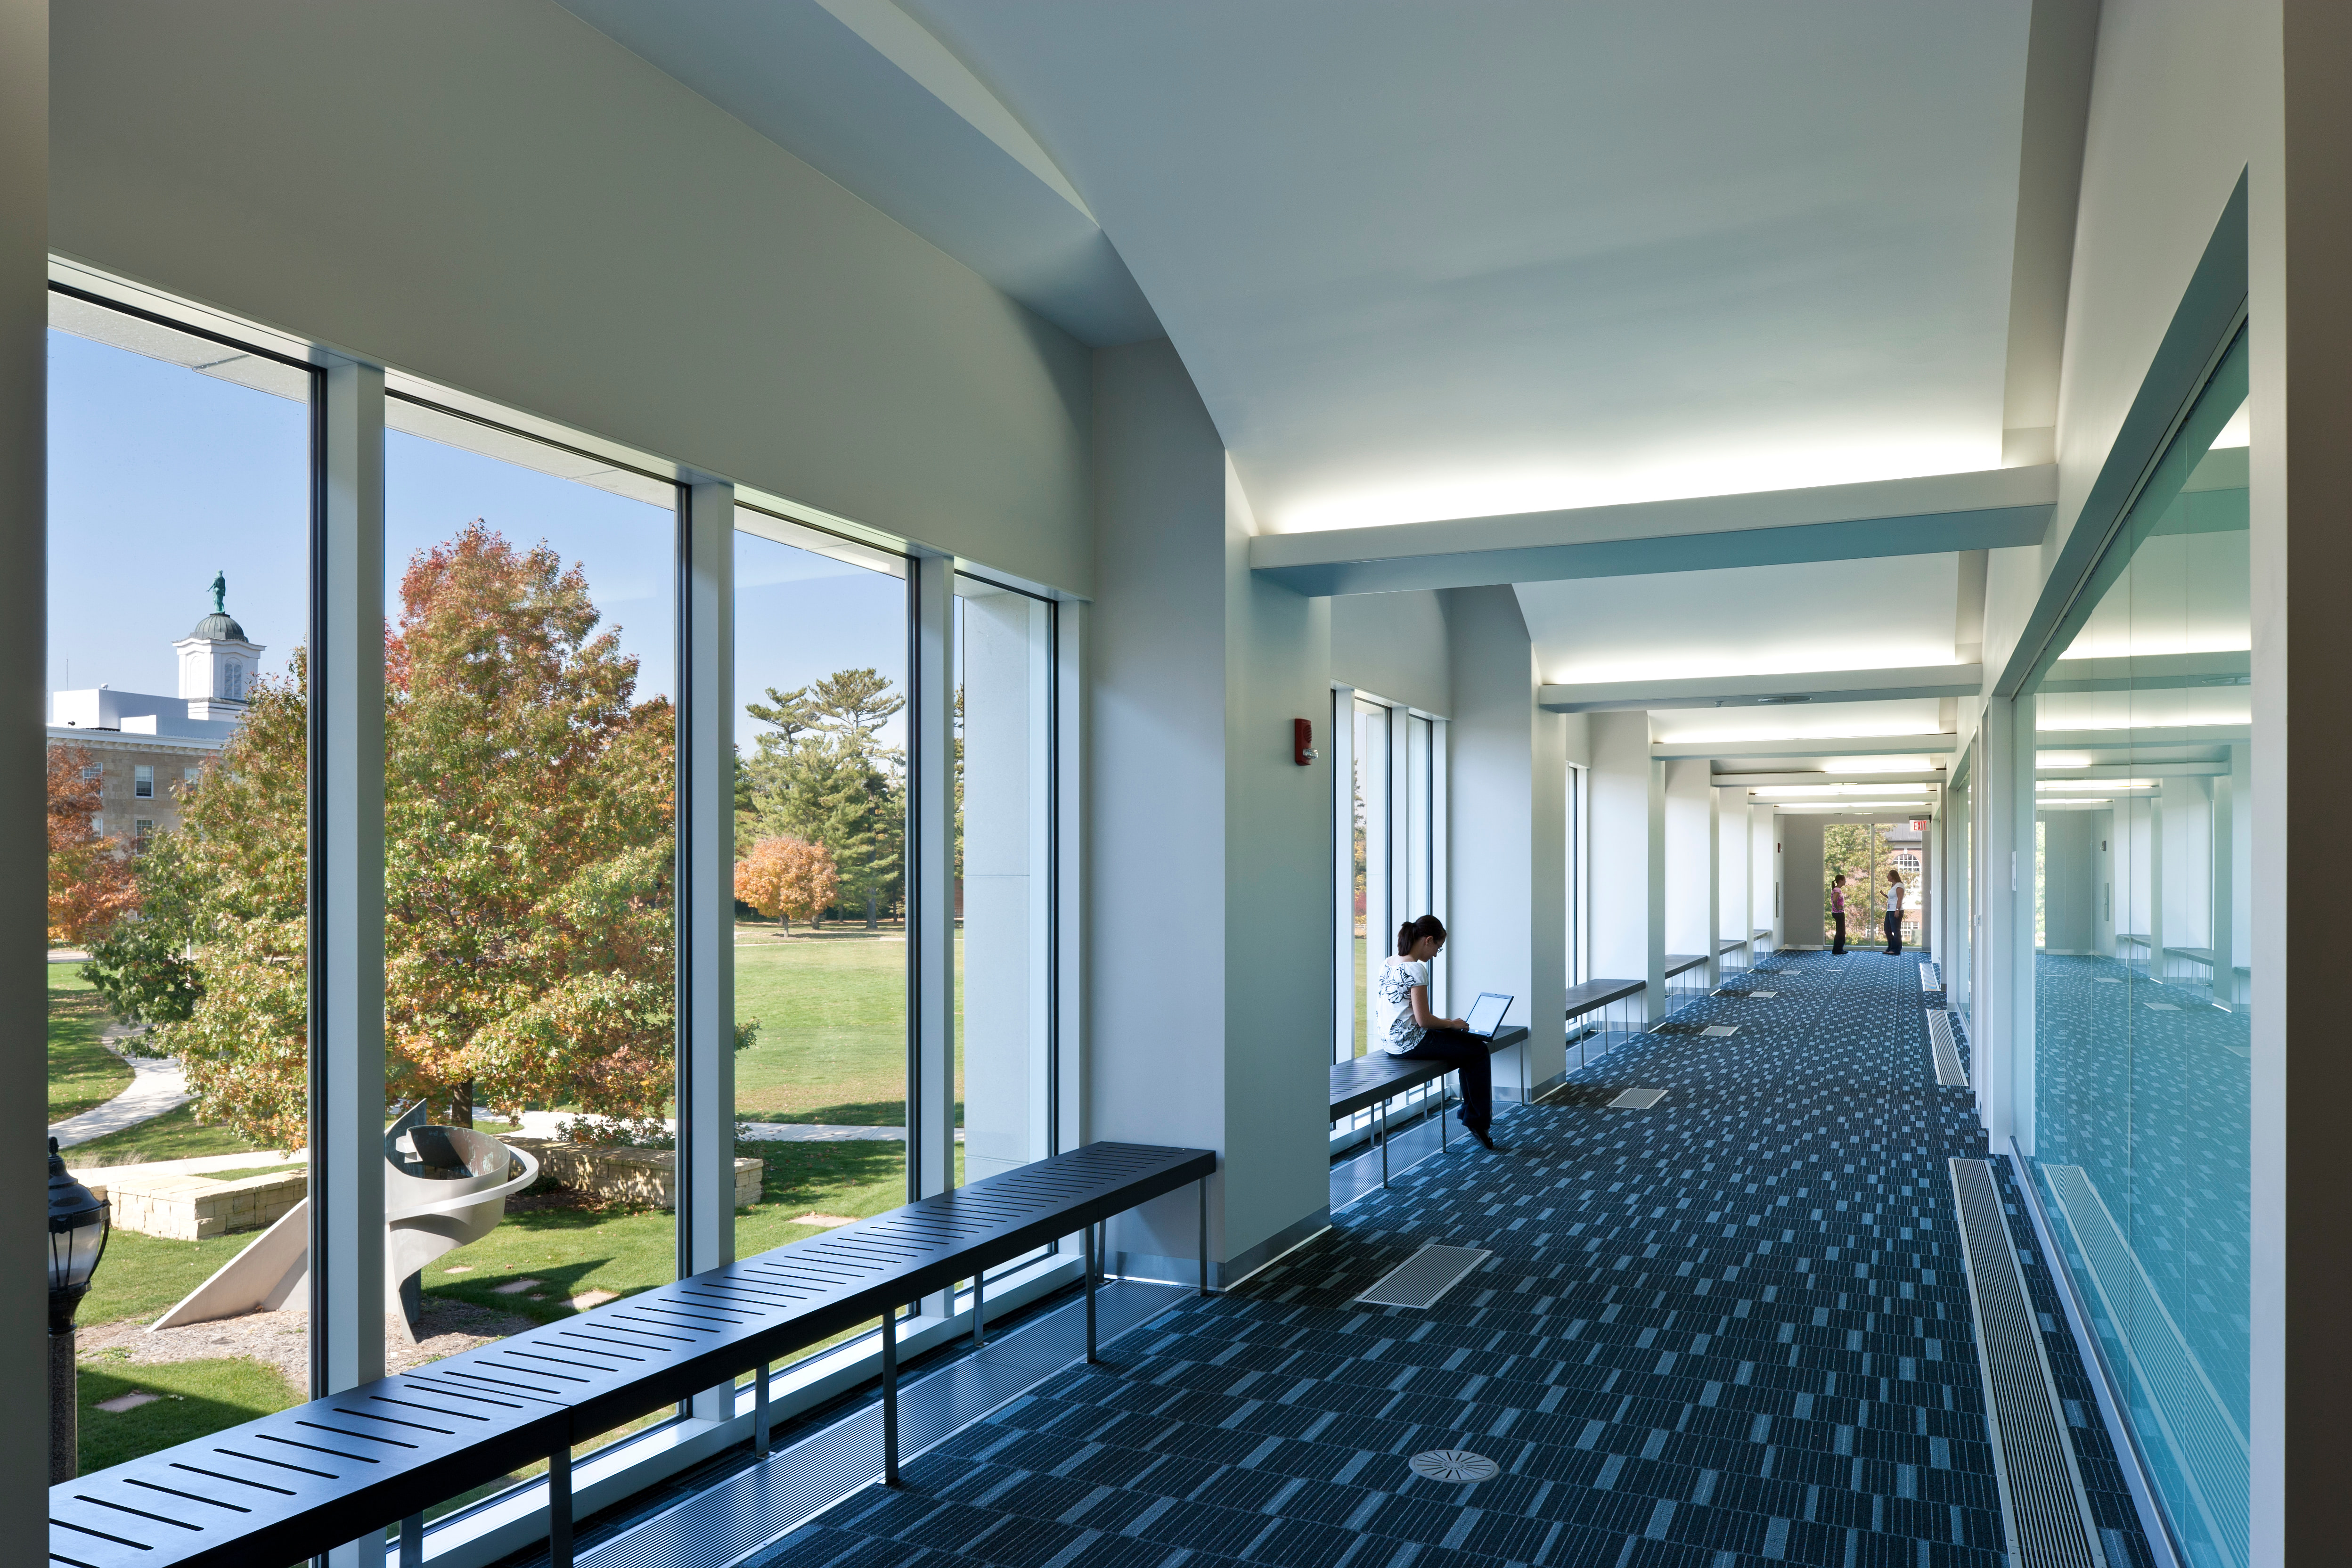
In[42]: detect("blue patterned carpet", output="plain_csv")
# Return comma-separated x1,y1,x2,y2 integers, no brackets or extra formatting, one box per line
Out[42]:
749,951,2154,1568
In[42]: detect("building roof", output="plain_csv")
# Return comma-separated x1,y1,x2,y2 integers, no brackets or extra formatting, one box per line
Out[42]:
188,611,250,643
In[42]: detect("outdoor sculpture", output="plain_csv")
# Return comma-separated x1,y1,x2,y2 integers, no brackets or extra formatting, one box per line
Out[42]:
151,1102,538,1340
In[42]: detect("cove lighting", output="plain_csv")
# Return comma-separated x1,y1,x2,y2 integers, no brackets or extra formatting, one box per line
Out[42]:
1751,784,1931,798
2038,779,2157,792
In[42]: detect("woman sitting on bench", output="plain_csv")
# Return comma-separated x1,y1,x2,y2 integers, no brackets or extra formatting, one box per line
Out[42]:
1372,915,1497,1151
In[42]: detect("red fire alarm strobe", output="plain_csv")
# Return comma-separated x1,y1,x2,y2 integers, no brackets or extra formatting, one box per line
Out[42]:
1294,718,1317,766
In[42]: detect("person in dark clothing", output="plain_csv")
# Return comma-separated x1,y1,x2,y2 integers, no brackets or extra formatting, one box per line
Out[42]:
1829,873,1848,955
1372,914,1497,1151
1884,869,1908,956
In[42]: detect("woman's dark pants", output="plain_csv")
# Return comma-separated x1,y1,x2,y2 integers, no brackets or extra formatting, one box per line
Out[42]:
1831,913,1846,955
1884,912,1903,956
1399,1029,1491,1132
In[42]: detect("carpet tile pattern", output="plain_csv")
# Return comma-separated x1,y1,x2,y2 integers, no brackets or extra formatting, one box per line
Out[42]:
748,951,2155,1568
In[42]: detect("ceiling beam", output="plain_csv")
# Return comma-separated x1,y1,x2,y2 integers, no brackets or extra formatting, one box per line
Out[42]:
1542,662,1981,713
1249,466,2055,596
1710,770,1948,787
2034,724,2250,750
1652,732,1958,760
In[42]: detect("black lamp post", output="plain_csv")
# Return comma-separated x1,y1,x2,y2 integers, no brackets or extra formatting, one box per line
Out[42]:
48,1135,110,1484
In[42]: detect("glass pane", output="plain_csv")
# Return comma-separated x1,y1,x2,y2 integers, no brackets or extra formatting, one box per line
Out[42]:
1406,715,1431,922
2026,355,2250,1568
955,576,1054,1186
384,404,677,1478
731,514,910,1359
47,300,314,1474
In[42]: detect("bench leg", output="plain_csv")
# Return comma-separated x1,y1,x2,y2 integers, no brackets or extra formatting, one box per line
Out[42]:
1198,1176,1211,1296
882,1304,901,1486
1440,1079,1449,1150
1380,1098,1389,1189
754,1361,771,1458
400,1512,423,1568
1084,1225,1100,1363
973,1266,986,1348
548,1442,573,1568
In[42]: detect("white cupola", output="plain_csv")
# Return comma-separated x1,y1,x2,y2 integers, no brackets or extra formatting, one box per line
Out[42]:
173,572,265,720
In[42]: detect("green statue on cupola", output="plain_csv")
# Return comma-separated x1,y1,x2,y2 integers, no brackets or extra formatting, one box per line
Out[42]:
209,571,228,616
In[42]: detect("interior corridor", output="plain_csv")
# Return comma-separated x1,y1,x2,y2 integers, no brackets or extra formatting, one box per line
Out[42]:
747,952,2151,1568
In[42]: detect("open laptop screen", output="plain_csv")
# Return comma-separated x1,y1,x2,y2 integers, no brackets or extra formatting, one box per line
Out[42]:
1462,992,1513,1038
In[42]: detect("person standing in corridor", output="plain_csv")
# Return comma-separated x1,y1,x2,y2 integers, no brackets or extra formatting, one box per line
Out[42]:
1884,868,1907,956
1829,873,1848,955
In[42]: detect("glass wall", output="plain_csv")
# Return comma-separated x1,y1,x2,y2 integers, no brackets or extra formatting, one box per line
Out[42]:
1947,758,1972,1021
731,514,909,1284
2024,335,2250,1568
1332,692,1444,1128
383,399,678,1466
46,294,316,1474
955,574,1055,1186
1350,696,1390,1059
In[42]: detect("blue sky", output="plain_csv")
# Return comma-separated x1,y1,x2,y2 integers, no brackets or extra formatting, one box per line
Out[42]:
49,328,908,752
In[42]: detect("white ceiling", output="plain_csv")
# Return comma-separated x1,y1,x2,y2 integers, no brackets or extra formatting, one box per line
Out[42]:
1517,555,1961,688
904,0,2035,533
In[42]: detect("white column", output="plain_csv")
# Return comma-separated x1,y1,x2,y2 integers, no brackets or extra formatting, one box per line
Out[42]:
1328,685,1356,1058
1707,783,1722,985
1646,756,1666,1020
312,359,386,1404
1587,711,1651,988
1,0,44,1520
1444,585,1566,1097
676,481,734,1421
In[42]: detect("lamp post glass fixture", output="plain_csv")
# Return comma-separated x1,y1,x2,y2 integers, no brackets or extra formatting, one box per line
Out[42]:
49,1135,111,1483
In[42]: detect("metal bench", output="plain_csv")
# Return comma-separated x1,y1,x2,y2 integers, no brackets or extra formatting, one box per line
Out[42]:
49,1140,1215,1568
1563,977,1645,1073
1330,1026,1527,1187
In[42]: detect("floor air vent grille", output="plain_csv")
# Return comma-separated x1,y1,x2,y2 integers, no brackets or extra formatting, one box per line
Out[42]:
1354,1244,1489,1309
1949,1159,2107,1568
1928,1010,1969,1088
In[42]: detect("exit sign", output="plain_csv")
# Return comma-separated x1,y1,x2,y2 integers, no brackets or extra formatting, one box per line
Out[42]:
1910,819,1931,831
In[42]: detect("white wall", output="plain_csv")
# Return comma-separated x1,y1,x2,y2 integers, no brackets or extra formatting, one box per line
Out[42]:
1663,758,1712,956
1718,789,1750,941
1086,341,1329,1284
1219,457,1332,1270
1444,586,1567,1095
1086,341,1232,1274
1330,590,1449,715
1780,815,1824,949
50,1,1094,595
1588,711,1651,983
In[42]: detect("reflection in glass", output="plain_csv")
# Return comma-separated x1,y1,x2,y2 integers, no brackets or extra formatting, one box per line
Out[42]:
730,517,910,1358
384,410,677,1477
2025,347,2250,1568
1352,699,1389,1060
46,304,314,1479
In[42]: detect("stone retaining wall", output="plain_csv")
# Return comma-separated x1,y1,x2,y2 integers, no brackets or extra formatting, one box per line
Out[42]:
90,1168,308,1241
504,1138,762,1209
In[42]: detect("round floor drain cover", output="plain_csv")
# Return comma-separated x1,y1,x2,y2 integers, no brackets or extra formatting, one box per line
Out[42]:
1407,1448,1499,1482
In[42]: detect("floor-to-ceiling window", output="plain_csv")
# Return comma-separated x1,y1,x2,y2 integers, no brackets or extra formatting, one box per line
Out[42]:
1331,690,1444,1132
731,512,910,1347
2023,332,2250,1568
45,290,317,1478
1948,755,1973,1021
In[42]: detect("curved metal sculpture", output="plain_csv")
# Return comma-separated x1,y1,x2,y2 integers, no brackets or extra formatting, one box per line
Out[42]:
151,1102,538,1341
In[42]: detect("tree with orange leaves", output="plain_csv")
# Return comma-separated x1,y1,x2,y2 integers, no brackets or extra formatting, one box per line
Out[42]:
46,741,138,946
137,522,695,1147
735,835,838,933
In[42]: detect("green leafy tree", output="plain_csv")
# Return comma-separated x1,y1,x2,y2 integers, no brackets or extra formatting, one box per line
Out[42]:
115,523,685,1148
743,667,906,929
84,828,205,1026
1823,822,1891,944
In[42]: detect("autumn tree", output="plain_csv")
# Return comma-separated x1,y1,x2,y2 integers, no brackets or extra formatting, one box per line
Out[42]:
735,835,838,932
47,741,139,945
114,522,685,1147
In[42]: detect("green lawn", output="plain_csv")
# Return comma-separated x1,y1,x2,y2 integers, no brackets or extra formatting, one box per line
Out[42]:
76,1356,301,1477
81,1226,270,1328
734,926,964,1124
49,963,132,1121
66,1101,268,1167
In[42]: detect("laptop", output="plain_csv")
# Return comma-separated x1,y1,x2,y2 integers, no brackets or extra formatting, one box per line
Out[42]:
1462,992,1514,1038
